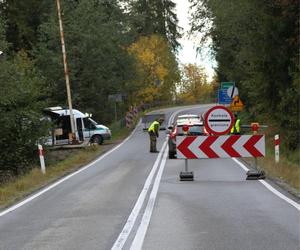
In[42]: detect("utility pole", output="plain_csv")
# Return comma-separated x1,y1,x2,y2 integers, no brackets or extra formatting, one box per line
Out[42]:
56,0,76,143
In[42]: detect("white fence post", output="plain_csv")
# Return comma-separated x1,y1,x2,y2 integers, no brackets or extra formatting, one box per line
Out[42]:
38,144,46,174
275,134,280,163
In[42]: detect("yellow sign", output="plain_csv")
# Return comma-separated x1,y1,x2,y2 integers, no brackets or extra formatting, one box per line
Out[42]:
230,95,244,112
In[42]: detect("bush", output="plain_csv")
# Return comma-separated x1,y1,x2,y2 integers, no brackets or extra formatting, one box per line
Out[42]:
0,52,48,182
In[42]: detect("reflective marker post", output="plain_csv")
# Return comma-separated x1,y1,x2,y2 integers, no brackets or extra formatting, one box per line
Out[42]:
38,144,46,174
275,134,280,163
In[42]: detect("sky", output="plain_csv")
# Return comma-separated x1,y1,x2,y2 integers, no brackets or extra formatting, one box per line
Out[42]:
174,0,216,81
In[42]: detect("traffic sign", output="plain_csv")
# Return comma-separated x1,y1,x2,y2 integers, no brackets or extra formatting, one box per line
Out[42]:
229,95,244,112
221,82,235,89
176,135,265,159
218,89,232,104
227,86,239,98
204,106,234,135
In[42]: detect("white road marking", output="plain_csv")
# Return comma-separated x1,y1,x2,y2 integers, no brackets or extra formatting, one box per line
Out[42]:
111,141,167,250
112,106,204,249
232,158,300,211
112,106,180,249
0,122,141,218
130,145,168,250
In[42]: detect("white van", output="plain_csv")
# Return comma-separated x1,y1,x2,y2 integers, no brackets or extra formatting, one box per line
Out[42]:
43,107,111,146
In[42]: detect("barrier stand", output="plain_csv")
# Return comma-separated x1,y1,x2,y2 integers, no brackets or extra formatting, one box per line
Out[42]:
246,123,265,180
180,159,194,181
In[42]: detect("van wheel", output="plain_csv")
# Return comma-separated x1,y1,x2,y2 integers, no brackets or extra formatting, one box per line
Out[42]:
91,135,103,145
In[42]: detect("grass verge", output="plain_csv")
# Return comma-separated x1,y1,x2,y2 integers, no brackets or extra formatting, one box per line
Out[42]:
0,122,132,209
239,113,300,197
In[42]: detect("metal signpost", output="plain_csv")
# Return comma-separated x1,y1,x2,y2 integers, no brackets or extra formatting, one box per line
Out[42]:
108,94,123,122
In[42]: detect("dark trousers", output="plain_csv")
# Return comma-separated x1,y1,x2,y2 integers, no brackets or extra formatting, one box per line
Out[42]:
149,132,157,152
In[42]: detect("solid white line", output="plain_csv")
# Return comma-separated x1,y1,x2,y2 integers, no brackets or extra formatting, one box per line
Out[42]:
111,141,167,250
232,158,300,211
0,121,141,218
112,105,210,249
130,145,168,250
112,107,181,249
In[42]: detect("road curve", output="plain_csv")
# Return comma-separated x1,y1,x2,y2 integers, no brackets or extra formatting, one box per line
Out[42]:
0,104,299,250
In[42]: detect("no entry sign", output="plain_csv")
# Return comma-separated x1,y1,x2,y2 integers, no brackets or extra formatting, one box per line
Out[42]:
205,106,234,135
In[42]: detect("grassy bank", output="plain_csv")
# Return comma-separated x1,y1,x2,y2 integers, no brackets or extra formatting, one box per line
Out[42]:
239,113,300,197
0,121,131,209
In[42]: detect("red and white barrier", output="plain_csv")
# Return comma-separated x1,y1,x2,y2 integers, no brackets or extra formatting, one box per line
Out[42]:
176,135,265,159
125,106,139,129
38,144,46,174
274,134,280,163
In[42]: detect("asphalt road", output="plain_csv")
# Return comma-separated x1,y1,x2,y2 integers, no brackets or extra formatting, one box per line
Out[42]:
0,104,299,250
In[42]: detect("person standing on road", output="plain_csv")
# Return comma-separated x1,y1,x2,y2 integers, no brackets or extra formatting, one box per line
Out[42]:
231,113,241,135
148,118,164,153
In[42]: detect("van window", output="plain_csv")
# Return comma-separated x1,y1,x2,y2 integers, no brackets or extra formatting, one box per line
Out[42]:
83,118,96,129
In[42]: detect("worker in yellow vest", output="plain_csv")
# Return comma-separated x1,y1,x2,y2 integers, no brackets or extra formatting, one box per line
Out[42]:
148,118,164,152
231,114,241,135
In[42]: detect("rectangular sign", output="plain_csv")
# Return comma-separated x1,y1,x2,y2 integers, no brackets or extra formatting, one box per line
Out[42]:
221,82,235,89
218,89,232,104
176,135,265,159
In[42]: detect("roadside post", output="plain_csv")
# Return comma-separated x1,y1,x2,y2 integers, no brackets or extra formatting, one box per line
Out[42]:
38,144,46,174
275,134,280,163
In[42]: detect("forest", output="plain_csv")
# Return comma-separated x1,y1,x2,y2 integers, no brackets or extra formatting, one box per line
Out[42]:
0,0,298,180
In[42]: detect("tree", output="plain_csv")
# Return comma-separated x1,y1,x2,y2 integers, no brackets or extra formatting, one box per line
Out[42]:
0,0,52,52
0,51,48,179
177,63,213,104
189,0,299,150
127,34,180,105
35,0,135,122
128,0,182,51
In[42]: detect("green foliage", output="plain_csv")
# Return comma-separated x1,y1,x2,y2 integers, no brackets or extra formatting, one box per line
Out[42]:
0,0,52,51
190,0,299,150
128,0,182,51
0,0,183,180
35,0,135,123
0,52,48,180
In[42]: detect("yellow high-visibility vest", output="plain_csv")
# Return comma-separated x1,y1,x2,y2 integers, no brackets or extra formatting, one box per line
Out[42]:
148,121,159,133
231,119,241,134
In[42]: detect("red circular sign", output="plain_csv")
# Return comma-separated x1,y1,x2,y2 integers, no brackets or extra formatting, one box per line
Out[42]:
204,106,234,135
